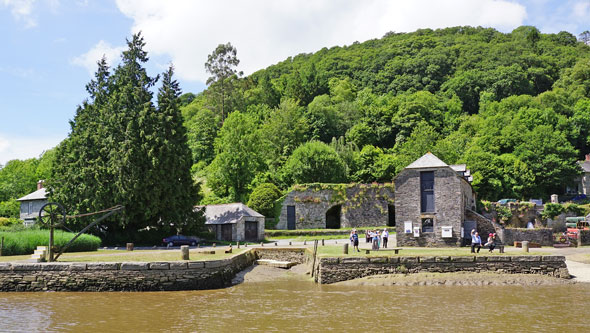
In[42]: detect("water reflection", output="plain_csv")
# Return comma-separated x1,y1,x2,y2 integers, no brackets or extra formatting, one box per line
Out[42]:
1,280,589,332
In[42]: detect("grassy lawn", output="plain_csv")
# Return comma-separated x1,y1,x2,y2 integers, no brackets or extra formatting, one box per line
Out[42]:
315,245,551,257
0,248,246,263
566,253,590,264
265,226,392,237
267,235,349,241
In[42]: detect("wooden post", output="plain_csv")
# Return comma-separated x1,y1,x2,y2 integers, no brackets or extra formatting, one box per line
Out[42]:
311,240,319,278
289,241,292,246
0,236,3,256
522,240,529,253
237,241,240,249
48,227,54,262
343,243,349,254
261,242,264,247
303,240,306,245
181,245,190,260
321,239,324,246
275,242,278,246
212,243,216,248
577,233,582,248
126,243,134,251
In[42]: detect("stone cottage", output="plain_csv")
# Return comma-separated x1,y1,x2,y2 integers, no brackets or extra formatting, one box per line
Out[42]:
276,183,395,230
573,154,590,195
16,180,47,227
394,153,477,247
197,203,265,242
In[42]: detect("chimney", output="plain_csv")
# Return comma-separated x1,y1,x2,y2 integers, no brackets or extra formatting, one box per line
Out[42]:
37,180,44,190
586,154,590,162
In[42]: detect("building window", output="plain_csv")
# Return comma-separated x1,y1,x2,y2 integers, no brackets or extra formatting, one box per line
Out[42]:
28,202,32,215
422,218,434,233
420,171,434,212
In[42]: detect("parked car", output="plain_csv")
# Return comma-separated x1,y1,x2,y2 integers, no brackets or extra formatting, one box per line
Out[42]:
497,199,517,205
162,235,199,247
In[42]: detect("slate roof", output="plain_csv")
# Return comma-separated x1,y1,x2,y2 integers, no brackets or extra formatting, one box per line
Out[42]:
197,203,264,225
405,152,449,169
450,164,466,173
17,188,47,201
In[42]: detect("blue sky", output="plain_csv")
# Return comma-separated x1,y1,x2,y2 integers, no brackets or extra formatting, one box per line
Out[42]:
0,0,589,165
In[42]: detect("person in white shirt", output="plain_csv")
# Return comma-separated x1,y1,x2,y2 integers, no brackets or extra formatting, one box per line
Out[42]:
382,228,389,248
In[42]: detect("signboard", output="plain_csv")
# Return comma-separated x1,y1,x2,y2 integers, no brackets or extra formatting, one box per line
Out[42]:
441,226,452,238
413,227,421,237
404,221,412,234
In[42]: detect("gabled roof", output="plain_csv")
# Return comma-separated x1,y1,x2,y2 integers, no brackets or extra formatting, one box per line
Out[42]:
450,164,466,173
197,203,264,225
405,152,449,169
17,188,47,201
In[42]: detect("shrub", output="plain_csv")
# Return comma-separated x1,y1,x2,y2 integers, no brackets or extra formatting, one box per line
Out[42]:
542,203,565,220
0,217,20,227
496,206,512,222
0,199,20,218
247,183,282,218
563,203,586,216
0,230,101,256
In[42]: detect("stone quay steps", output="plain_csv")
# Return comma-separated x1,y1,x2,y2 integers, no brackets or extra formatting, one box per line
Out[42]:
255,259,297,269
29,246,47,263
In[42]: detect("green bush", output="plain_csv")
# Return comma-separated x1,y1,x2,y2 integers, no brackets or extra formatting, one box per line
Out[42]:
542,203,565,220
0,217,21,227
247,183,282,218
563,203,586,216
0,230,101,256
0,199,20,218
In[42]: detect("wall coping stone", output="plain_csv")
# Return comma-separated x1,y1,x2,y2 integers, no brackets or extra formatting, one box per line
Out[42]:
188,262,205,269
40,263,71,271
169,262,188,270
0,263,11,271
420,256,436,263
204,260,227,268
319,258,340,265
369,257,388,263
389,257,400,263
475,256,488,262
486,256,511,262
512,255,541,262
149,262,170,270
543,256,566,262
68,263,87,271
12,263,42,271
340,257,369,264
120,262,148,270
400,257,419,263
450,256,475,262
87,263,120,270
435,256,450,262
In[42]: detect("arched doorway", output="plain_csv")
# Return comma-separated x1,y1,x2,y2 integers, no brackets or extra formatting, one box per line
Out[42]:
388,204,395,226
326,205,341,229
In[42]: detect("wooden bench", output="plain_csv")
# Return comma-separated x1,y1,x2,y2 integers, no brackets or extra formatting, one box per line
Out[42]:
514,241,541,248
365,248,401,255
482,244,505,253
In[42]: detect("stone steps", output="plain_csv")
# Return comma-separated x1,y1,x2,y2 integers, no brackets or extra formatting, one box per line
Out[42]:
29,246,47,263
255,259,297,269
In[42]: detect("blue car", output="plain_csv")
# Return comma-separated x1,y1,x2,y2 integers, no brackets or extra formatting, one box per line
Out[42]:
162,235,199,247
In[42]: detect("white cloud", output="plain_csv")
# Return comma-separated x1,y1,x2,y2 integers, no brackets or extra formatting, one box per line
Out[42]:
71,40,125,75
2,0,37,28
0,133,62,166
114,0,527,83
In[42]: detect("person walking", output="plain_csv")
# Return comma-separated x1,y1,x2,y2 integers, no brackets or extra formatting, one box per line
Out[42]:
365,230,371,243
382,228,389,248
471,229,482,253
352,230,360,252
372,230,379,250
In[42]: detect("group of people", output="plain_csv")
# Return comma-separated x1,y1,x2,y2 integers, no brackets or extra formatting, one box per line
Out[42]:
470,229,497,253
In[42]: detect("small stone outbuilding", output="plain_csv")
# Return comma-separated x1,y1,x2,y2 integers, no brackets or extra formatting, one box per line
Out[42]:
574,154,590,195
198,203,265,242
395,153,476,247
16,181,47,227
276,183,395,230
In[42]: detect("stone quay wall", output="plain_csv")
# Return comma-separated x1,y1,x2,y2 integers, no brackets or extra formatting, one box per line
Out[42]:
499,228,554,246
315,255,568,284
0,250,257,292
254,248,308,264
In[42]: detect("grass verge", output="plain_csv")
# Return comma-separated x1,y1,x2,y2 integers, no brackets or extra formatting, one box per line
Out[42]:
0,229,101,256
315,245,551,257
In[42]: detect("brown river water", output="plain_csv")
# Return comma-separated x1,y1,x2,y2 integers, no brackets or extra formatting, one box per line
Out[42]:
1,278,590,332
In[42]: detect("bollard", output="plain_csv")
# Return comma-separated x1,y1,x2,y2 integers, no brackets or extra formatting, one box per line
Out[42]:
245,243,248,247
322,239,325,246
181,245,190,260
304,240,307,245
289,241,292,246
275,242,278,246
213,243,216,248
522,240,529,253
261,242,264,247
578,234,582,248
237,241,240,249
343,243,349,254
197,243,200,248
126,243,134,251
335,240,338,244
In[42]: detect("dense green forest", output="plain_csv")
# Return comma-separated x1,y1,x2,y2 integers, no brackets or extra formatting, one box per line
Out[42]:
2,26,590,225
184,26,590,204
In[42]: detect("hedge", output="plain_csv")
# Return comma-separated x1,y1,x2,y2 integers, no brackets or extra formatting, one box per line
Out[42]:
0,230,101,256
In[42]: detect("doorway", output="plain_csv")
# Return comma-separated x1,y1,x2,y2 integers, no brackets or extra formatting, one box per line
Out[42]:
325,205,341,229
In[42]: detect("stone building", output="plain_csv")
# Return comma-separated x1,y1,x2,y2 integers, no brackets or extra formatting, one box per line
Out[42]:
276,183,395,230
16,180,47,227
573,154,590,195
394,153,477,247
197,203,265,242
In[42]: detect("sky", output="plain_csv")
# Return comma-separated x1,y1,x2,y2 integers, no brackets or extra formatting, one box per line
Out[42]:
0,0,589,165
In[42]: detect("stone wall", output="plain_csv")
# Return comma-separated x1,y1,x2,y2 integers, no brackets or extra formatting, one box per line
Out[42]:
395,168,465,247
499,228,554,246
315,255,568,284
579,230,590,245
0,251,257,292
277,183,394,230
254,248,307,264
